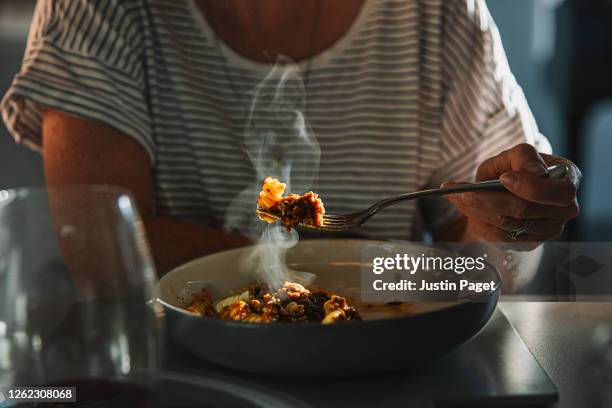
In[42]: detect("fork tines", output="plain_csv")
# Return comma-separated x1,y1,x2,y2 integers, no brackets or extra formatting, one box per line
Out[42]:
321,215,351,230
257,208,352,231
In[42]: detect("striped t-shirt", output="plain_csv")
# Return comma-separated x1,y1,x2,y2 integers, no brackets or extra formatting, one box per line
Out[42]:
1,0,550,240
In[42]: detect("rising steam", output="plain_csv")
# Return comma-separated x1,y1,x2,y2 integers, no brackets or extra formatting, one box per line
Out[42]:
225,58,320,289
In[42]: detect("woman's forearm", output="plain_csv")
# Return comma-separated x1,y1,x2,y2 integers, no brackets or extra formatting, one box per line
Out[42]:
41,110,253,277
144,216,252,275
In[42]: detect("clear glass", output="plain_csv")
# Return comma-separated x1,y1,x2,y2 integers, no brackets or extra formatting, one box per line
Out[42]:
0,186,163,404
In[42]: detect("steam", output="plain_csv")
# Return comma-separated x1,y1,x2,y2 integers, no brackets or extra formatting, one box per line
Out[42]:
225,58,320,289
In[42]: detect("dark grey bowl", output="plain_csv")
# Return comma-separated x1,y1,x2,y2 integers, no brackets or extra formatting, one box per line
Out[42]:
157,239,500,377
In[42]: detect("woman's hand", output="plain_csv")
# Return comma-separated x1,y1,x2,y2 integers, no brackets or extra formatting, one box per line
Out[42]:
442,143,581,247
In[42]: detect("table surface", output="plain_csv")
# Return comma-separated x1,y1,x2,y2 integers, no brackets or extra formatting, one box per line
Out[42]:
500,302,612,408
166,302,612,407
166,308,557,408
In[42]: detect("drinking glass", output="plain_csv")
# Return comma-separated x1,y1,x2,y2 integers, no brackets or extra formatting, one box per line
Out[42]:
0,186,163,406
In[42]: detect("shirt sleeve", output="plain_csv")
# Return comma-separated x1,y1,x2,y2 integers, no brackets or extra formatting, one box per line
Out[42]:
0,0,155,163
420,0,552,233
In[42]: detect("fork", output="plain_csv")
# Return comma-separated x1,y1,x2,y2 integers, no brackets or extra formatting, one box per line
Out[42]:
257,163,568,232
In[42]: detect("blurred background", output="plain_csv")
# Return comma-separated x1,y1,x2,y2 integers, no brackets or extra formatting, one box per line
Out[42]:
0,0,610,241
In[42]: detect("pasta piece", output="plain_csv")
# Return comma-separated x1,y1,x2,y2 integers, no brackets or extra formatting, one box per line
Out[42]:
218,300,250,321
213,291,251,314
257,177,286,209
322,295,361,324
185,289,214,316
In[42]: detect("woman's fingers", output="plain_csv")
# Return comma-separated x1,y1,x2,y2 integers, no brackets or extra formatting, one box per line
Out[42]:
449,200,566,236
464,218,547,251
442,182,579,220
540,153,583,188
499,170,578,206
476,143,548,181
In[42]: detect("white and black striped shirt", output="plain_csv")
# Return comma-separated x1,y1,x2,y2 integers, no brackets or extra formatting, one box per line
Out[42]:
1,0,550,239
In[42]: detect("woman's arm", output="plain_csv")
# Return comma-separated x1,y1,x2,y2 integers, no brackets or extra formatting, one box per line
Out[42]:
42,109,250,275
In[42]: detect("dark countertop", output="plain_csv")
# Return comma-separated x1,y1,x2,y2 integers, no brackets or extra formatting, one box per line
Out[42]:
163,302,612,407
501,302,612,408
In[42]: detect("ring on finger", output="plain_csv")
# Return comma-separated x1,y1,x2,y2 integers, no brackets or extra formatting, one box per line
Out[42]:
508,218,534,241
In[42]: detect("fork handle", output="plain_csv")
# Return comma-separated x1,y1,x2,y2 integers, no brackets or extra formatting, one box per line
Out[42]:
437,163,567,195
372,163,567,212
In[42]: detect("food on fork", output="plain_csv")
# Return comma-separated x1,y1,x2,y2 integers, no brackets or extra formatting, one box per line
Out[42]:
257,177,325,231
185,281,362,324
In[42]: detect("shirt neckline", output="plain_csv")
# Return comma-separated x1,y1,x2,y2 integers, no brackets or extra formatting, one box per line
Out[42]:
187,0,374,74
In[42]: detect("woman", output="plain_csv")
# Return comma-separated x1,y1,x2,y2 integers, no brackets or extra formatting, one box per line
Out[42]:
1,0,580,274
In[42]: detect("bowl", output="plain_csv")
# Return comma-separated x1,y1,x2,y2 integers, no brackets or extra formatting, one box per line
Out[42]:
156,239,500,377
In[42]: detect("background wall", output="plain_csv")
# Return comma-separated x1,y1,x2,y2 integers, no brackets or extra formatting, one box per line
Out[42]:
0,0,43,188
488,0,612,240
0,0,610,240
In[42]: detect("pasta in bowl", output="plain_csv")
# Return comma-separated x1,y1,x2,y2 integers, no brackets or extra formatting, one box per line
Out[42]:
185,281,362,324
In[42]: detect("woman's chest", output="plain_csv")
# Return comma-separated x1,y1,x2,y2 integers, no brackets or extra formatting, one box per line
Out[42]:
145,0,439,214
